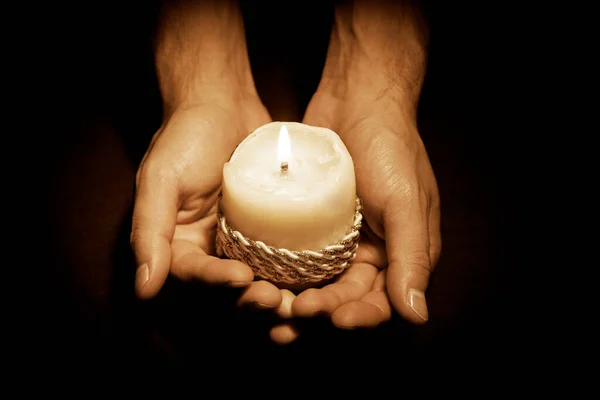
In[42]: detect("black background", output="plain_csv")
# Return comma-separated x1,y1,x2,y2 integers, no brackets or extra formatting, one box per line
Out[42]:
28,0,538,389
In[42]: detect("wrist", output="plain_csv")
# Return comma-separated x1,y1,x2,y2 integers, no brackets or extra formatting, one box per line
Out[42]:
163,91,270,145
308,84,420,140
315,0,428,119
157,64,260,118
154,0,260,114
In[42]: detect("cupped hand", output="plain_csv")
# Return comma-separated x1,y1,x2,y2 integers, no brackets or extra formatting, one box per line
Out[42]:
131,97,285,309
131,89,440,345
130,94,375,346
286,91,441,332
267,230,392,345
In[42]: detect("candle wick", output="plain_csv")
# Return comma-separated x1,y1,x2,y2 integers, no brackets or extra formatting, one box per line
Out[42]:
280,161,288,174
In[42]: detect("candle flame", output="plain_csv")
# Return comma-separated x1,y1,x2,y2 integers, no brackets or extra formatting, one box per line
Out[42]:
277,124,291,165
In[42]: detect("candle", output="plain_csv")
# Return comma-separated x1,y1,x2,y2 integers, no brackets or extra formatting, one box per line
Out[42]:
220,121,357,251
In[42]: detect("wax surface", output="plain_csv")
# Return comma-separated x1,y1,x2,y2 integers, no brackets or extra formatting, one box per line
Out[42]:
221,121,356,251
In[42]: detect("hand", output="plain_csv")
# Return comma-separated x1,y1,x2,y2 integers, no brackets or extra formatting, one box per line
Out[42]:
130,97,379,345
289,90,441,328
267,228,392,344
131,96,288,310
262,92,441,344
280,0,440,334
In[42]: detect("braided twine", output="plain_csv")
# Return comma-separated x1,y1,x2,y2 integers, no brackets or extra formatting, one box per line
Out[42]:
216,195,363,284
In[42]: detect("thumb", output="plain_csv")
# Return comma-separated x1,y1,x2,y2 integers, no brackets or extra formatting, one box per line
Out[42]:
384,192,432,324
130,166,178,299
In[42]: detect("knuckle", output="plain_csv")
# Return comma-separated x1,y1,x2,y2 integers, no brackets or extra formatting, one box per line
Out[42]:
136,157,174,190
129,225,144,249
170,252,197,281
405,250,432,277
430,240,442,266
383,179,427,223
390,178,425,206
171,261,190,281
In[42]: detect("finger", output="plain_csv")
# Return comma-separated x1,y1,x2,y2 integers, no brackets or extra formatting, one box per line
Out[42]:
274,289,296,318
292,262,378,317
130,165,178,299
269,323,300,345
384,191,432,324
353,232,388,268
331,270,392,329
270,290,301,345
236,280,283,309
429,196,442,268
171,239,254,285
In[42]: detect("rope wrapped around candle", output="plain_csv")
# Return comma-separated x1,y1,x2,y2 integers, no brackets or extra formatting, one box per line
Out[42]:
216,194,363,284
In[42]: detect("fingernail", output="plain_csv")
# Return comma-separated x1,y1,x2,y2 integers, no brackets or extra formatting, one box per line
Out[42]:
333,322,358,330
135,263,150,291
407,288,429,322
227,280,250,288
253,301,276,309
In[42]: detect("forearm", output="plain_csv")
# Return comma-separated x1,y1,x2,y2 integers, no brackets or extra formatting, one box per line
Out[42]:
318,0,429,115
154,0,258,113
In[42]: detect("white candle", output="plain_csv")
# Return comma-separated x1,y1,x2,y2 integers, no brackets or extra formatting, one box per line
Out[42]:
220,121,357,251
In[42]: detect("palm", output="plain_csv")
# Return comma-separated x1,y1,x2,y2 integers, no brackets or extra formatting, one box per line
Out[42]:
132,102,272,296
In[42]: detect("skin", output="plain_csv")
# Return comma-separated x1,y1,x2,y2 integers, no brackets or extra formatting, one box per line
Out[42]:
131,0,441,345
